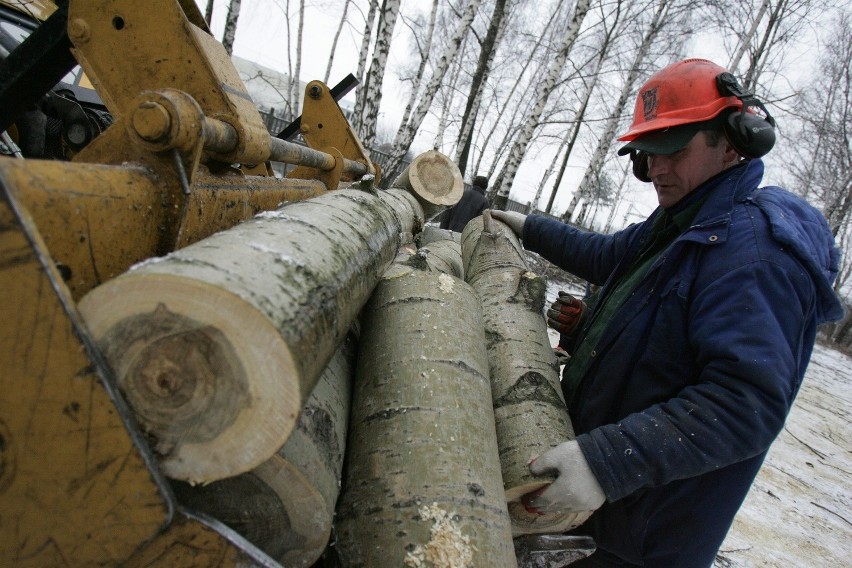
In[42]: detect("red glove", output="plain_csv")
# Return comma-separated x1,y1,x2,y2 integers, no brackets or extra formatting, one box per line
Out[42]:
547,291,585,337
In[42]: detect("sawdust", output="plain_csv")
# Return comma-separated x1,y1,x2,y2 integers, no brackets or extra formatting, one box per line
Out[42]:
403,503,475,568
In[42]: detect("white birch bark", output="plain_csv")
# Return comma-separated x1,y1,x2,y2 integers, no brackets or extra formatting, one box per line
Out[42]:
356,0,402,149
354,0,379,86
221,0,241,56
290,0,306,117
454,0,511,174
493,0,591,208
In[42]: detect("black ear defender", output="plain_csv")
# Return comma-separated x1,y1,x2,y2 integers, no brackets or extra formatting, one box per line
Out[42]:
716,72,777,159
630,150,651,183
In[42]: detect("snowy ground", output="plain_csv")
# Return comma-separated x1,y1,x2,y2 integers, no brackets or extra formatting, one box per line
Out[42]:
713,342,852,567
540,272,852,567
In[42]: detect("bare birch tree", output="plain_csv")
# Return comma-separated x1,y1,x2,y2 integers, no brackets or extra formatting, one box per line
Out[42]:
455,0,512,178
492,0,592,210
354,0,402,150
475,7,565,190
395,0,440,139
563,0,688,225
355,0,380,86
702,0,817,92
381,0,484,184
324,0,354,84
289,0,306,115
785,11,852,292
539,0,627,214
432,32,468,150
222,0,242,56
205,0,215,26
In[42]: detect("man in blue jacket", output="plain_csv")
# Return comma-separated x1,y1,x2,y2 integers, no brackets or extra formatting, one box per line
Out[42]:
492,58,844,566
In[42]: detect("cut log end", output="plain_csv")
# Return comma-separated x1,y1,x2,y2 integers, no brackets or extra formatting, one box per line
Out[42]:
79,273,302,483
392,150,464,207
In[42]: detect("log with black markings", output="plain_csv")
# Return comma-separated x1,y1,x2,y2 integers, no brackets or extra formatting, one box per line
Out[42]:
78,186,423,484
462,212,592,535
335,245,516,567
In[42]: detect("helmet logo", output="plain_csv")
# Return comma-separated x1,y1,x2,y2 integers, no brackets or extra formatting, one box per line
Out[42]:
642,87,659,120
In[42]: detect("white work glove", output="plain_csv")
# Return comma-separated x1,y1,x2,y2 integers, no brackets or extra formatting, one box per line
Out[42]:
523,440,606,514
488,209,527,238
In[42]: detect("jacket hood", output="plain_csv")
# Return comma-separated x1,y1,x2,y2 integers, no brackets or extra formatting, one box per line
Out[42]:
693,159,843,323
750,182,844,323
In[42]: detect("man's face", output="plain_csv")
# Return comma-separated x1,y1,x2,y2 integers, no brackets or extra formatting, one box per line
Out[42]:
647,131,734,208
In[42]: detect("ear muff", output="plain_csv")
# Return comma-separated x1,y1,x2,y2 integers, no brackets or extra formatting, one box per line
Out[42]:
716,72,777,159
630,150,651,183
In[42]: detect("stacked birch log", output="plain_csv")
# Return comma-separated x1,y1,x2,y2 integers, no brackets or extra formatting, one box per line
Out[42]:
78,150,590,566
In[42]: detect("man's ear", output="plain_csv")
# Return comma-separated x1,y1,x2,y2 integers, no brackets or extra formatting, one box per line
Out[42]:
723,139,741,165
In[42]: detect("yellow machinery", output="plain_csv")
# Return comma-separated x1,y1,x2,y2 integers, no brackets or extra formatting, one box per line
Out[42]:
0,1,378,565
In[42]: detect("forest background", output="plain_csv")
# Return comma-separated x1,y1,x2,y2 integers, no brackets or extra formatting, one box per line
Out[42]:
197,0,852,344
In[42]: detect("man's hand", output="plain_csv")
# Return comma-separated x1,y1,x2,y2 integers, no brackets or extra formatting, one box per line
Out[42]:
488,209,527,238
523,440,606,514
547,291,586,337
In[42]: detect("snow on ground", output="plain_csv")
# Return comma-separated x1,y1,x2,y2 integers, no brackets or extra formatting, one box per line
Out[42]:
541,273,852,567
713,342,852,567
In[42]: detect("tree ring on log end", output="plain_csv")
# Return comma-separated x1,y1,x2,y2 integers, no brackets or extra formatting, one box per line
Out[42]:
405,150,464,206
79,273,300,484
106,306,249,446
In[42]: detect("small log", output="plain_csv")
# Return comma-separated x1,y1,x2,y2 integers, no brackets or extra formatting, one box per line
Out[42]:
78,187,423,483
171,332,355,566
417,224,461,247
391,150,464,219
461,214,591,535
418,239,465,279
335,251,516,567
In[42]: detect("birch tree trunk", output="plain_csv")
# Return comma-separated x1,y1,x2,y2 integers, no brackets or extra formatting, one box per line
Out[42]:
728,0,770,73
221,0,241,56
492,0,591,210
461,212,591,535
397,0,439,139
543,0,624,215
170,332,356,566
324,0,353,84
354,0,401,149
354,0,379,87
431,37,466,151
335,251,516,567
290,0,306,116
78,186,426,484
407,236,465,279
382,0,483,183
204,0,215,26
455,0,511,177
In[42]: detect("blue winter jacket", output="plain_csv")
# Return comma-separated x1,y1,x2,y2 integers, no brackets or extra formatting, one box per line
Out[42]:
521,159,843,566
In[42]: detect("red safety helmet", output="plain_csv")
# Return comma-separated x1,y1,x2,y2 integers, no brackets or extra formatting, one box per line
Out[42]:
618,59,743,142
